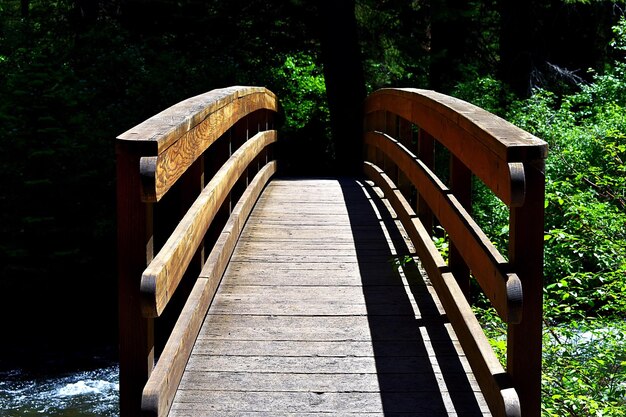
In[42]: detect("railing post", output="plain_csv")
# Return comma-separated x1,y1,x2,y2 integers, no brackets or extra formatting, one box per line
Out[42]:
232,116,249,204
417,129,435,235
449,155,472,298
507,159,545,417
116,142,155,417
364,110,387,169
397,117,413,204
205,134,232,250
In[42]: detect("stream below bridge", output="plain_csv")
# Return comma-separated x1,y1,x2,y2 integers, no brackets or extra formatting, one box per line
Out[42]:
0,363,119,417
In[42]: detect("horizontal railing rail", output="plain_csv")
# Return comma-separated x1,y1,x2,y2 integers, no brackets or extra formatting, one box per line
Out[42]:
116,85,546,417
115,86,278,417
363,88,547,417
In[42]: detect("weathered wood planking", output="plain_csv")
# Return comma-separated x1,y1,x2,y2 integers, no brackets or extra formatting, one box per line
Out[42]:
141,162,277,417
168,178,491,417
117,86,277,202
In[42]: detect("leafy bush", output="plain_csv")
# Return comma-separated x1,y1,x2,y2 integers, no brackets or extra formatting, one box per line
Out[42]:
459,16,626,417
270,53,328,130
542,320,626,417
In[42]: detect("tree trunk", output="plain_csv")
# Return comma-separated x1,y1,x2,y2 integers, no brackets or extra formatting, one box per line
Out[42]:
21,0,29,18
498,1,537,97
316,0,366,175
429,0,474,93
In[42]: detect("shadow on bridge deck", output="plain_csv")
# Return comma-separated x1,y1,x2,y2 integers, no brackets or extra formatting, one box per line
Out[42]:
342,177,489,416
168,177,490,416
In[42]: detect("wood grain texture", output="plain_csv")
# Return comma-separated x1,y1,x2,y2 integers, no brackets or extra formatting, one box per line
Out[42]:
362,165,521,417
364,135,523,324
141,131,276,318
141,162,277,417
116,86,277,202
364,89,547,208
166,178,492,417
118,87,276,152
364,88,546,162
116,142,155,417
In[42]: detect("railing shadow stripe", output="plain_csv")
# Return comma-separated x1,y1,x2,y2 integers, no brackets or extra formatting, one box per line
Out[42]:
339,177,487,416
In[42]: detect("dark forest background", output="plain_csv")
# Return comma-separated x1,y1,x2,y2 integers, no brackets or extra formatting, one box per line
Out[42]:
1,4,625,411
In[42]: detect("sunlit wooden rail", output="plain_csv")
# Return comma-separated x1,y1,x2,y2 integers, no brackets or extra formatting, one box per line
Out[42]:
115,86,547,417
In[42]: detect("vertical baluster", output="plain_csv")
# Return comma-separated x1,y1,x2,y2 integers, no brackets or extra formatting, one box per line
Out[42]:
507,160,545,417
449,155,472,298
116,142,155,417
364,110,387,168
231,116,249,205
205,134,231,250
417,129,435,235
397,117,413,204
385,113,399,184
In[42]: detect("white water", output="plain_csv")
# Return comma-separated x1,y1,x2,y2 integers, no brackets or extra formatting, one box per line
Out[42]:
0,365,119,417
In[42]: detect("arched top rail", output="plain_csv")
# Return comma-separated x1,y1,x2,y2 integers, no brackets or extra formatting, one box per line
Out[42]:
364,88,547,163
365,88,546,207
116,86,278,202
363,87,546,417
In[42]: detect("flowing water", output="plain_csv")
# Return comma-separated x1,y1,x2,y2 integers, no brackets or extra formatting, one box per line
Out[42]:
0,365,119,417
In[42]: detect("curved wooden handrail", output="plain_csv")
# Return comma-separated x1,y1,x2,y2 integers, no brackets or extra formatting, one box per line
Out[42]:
363,87,547,417
364,132,522,323
115,86,279,417
117,86,278,202
140,130,277,318
365,88,546,207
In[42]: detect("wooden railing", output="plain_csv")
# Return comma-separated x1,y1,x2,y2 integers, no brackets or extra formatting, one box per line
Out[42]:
115,86,278,417
363,88,547,417
116,85,546,417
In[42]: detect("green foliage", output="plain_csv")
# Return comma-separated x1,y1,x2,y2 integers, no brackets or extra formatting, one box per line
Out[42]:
542,320,626,417
508,86,626,321
452,76,513,116
461,18,626,322
389,255,415,272
465,15,626,417
478,310,626,417
355,0,430,92
0,0,326,352
270,53,328,130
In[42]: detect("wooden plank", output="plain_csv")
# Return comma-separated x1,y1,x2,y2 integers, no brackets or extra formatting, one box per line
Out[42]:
141,132,277,318
363,138,522,324
219,262,402,286
177,371,477,393
165,178,492,417
140,163,276,417
171,391,490,414
189,339,466,357
184,355,458,374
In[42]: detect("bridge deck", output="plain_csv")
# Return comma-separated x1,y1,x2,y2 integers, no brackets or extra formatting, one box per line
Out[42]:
169,177,491,416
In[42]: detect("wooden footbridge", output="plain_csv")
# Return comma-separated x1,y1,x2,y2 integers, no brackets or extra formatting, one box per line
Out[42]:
116,86,547,417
